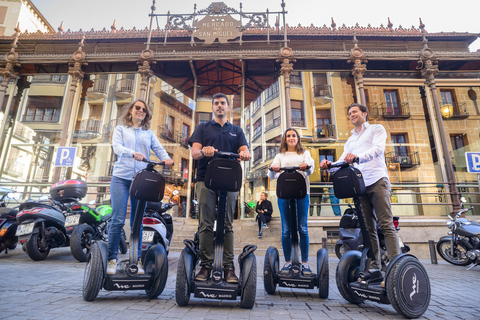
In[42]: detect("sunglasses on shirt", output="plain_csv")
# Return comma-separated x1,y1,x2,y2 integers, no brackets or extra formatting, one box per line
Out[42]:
134,105,148,113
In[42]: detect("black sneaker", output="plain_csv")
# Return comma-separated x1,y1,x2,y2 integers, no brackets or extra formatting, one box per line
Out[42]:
363,268,384,282
280,262,292,275
302,263,312,276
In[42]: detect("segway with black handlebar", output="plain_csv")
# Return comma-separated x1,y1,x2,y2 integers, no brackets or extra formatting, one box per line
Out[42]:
82,159,170,301
330,159,430,318
176,151,257,308
264,165,329,298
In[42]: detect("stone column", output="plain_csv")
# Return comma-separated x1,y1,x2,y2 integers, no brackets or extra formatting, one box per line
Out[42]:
418,23,460,214
277,47,296,128
348,32,368,106
138,49,155,101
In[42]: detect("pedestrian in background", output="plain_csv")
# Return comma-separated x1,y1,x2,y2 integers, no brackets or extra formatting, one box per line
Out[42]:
256,191,273,238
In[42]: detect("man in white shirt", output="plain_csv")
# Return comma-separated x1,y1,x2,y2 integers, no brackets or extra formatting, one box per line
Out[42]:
320,103,400,279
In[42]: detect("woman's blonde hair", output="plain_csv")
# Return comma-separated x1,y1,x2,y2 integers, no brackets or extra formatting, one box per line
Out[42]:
121,99,152,130
279,128,304,154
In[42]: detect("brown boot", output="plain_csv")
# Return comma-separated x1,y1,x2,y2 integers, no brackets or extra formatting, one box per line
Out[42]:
224,267,239,283
195,266,211,281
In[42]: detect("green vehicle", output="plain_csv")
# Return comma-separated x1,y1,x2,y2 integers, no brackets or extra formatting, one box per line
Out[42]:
65,201,127,262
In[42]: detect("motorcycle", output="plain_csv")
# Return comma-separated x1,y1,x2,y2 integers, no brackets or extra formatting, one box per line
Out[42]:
66,199,127,262
335,204,410,269
141,192,176,258
436,197,480,269
0,191,19,254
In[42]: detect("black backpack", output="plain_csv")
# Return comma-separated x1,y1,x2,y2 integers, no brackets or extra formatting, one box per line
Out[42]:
332,166,366,199
129,170,166,202
204,158,242,192
276,171,307,199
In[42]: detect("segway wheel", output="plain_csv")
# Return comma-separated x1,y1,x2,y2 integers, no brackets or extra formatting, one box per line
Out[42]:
335,252,365,304
144,245,168,299
386,255,431,318
316,248,329,299
240,254,257,309
175,249,192,306
264,246,279,294
82,242,104,301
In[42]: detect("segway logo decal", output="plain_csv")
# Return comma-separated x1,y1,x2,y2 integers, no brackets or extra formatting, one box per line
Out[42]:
199,292,217,298
282,282,297,287
410,273,419,300
113,283,131,289
354,290,380,301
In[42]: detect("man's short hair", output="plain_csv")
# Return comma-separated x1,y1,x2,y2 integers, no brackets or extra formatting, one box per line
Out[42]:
212,93,229,106
347,103,369,121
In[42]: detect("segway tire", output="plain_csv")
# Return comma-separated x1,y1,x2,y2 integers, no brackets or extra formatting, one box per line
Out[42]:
316,248,329,299
386,255,431,318
82,242,104,301
335,252,365,304
144,246,168,299
26,232,50,261
264,246,279,294
70,224,95,262
240,255,257,309
119,229,128,254
175,249,191,306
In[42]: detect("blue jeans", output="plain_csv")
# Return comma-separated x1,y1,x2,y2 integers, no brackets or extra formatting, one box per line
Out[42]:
330,188,342,216
278,195,310,262
107,175,143,261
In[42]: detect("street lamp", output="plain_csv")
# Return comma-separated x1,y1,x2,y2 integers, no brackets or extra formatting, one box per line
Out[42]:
440,104,453,119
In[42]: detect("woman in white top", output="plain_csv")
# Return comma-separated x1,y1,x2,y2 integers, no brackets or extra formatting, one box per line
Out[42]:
268,128,315,275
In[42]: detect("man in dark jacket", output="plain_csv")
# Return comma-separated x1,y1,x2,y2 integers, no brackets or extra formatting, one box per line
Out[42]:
256,192,273,237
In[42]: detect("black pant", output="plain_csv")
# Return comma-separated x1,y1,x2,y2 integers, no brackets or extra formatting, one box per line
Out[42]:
257,213,272,232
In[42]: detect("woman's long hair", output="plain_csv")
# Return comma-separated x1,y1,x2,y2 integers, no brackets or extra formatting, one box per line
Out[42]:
120,99,152,130
279,128,304,154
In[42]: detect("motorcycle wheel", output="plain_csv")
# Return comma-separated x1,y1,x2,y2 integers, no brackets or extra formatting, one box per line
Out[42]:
70,224,95,262
240,254,257,309
26,233,50,261
144,245,168,299
175,249,192,306
263,246,279,294
82,242,104,301
119,229,128,255
335,243,350,259
436,239,471,266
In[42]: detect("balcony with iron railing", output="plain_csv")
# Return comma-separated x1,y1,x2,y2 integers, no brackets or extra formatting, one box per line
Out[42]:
158,125,176,142
440,102,469,119
316,124,336,140
114,79,135,99
74,118,102,138
264,117,281,133
378,101,411,119
266,147,278,160
290,75,302,87
87,79,108,99
22,114,60,123
30,74,68,84
313,85,332,105
252,128,262,142
291,119,305,127
264,90,279,105
385,151,420,168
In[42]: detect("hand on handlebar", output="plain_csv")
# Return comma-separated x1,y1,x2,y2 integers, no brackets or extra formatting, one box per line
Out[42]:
133,152,145,161
320,159,331,169
163,159,174,167
270,164,280,172
239,150,251,161
344,153,358,164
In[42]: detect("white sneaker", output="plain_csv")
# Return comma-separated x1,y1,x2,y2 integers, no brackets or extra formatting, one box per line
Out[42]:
137,260,145,275
106,259,117,275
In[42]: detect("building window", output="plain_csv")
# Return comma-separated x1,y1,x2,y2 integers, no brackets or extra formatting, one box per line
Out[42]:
181,158,188,179
265,107,281,132
182,123,190,145
316,109,331,138
291,100,304,127
384,90,400,116
197,112,211,124
23,96,63,123
391,134,409,156
253,146,262,164
253,118,262,141
264,81,279,105
291,71,302,87
266,136,281,160
450,133,468,151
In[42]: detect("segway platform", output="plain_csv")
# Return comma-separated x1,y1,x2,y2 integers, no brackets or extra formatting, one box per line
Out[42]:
193,280,239,300
103,260,153,291
277,272,317,289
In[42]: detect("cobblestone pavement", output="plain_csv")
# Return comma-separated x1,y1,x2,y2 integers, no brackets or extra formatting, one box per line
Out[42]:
1,246,479,320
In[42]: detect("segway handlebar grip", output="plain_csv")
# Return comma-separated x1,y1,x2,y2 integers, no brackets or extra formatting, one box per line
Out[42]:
268,165,311,172
213,151,240,158
140,158,173,167
327,157,359,169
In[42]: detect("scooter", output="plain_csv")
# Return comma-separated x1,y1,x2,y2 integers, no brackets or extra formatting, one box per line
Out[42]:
331,160,430,318
335,204,410,267
141,197,174,257
0,191,19,254
82,159,170,301
175,151,257,309
67,199,127,262
264,165,329,299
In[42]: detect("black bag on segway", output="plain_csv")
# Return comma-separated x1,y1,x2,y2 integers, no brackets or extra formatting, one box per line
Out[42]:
332,166,366,199
129,169,166,202
276,171,307,200
204,158,242,192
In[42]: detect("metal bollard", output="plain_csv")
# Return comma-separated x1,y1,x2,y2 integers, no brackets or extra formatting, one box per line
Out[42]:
322,237,328,250
428,240,437,264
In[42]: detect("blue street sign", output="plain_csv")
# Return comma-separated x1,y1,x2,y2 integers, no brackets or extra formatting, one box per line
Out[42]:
55,147,77,167
465,152,480,173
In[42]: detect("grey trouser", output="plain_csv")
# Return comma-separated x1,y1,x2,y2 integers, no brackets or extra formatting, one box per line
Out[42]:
196,181,237,268
359,177,400,269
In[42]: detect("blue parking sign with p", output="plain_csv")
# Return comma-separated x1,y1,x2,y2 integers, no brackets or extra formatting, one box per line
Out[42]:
465,152,480,173
55,147,77,167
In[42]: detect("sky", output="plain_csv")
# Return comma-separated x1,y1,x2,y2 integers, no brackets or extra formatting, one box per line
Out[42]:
30,0,480,52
